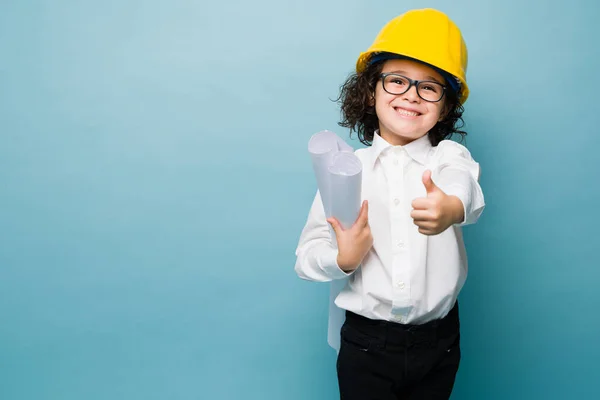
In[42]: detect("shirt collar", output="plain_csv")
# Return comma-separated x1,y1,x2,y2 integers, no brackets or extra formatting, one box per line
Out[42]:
368,131,432,168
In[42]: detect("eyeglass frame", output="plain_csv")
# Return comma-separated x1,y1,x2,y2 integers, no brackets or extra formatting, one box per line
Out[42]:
379,73,447,103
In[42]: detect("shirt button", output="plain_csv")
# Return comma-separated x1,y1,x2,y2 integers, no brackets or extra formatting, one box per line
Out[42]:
393,158,399,166
393,198,400,206
397,241,405,249
396,281,405,290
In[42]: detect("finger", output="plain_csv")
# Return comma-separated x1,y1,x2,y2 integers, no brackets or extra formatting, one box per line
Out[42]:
356,200,369,228
418,221,436,230
411,197,431,210
418,224,439,235
412,216,437,228
422,170,438,194
327,217,343,235
410,210,432,222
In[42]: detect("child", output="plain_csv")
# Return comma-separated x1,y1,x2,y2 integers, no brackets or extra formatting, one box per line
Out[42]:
294,8,485,400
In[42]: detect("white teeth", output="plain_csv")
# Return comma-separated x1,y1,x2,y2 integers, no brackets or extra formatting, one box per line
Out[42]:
395,108,419,117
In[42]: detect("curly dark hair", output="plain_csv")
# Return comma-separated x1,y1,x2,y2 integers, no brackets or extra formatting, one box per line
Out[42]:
336,59,466,147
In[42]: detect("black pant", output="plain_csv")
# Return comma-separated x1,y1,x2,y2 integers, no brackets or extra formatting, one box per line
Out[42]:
336,303,461,400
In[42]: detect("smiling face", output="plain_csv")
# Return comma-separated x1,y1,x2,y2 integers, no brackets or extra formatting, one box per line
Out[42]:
374,59,447,146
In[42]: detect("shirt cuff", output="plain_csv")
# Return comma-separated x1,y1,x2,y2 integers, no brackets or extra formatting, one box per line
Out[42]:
442,184,470,225
319,246,356,279
442,183,484,226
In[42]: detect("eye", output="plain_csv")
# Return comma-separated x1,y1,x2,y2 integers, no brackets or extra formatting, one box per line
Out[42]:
391,78,407,85
421,83,441,93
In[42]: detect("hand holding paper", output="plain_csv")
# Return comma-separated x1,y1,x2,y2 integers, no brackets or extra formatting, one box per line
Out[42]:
327,200,372,272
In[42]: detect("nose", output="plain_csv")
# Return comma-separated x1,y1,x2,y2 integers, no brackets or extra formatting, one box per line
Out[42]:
402,83,420,103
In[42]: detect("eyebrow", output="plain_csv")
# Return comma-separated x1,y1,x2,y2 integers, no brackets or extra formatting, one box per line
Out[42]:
385,70,443,84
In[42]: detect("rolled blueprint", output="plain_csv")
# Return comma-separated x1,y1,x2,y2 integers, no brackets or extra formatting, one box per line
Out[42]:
307,130,362,352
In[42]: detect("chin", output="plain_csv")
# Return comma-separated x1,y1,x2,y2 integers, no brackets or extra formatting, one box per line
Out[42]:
391,130,427,142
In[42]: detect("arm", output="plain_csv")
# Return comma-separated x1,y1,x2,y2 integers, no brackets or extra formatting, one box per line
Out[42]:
294,191,355,282
432,140,485,226
410,141,485,235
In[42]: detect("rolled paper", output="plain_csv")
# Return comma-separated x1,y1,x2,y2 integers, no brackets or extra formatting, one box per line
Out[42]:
329,151,362,230
308,130,354,218
307,130,362,352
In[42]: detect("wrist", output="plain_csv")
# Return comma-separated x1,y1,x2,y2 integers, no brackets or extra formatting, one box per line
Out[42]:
337,254,358,273
447,195,465,225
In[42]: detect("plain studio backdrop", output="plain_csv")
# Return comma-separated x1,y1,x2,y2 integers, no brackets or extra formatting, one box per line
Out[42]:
1,0,599,399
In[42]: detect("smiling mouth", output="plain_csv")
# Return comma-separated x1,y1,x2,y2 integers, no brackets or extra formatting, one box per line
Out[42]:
394,107,421,117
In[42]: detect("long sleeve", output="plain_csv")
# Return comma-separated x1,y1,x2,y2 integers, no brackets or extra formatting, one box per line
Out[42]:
431,140,485,226
294,191,354,282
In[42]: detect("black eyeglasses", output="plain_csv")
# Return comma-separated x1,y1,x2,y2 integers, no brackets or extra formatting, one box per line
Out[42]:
380,73,446,103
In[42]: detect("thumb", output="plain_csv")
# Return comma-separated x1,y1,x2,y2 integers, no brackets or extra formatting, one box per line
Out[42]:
422,170,438,194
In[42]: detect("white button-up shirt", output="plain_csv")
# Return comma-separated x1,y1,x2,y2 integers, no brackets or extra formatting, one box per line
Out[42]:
294,132,485,324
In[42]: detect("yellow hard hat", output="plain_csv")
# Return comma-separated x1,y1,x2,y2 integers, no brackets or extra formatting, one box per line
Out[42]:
356,8,469,103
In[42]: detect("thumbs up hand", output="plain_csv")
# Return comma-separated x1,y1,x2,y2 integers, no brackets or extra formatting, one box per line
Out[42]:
410,170,465,236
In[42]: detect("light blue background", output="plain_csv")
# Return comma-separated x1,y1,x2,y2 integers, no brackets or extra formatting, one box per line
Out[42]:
1,1,599,399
